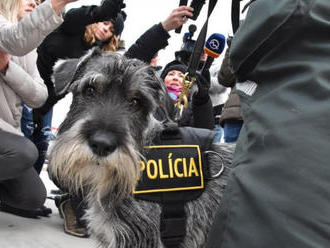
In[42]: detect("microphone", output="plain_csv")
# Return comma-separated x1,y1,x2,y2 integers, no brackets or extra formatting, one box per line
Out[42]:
201,33,226,74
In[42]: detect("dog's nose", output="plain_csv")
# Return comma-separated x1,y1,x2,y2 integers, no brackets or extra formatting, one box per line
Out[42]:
88,131,117,157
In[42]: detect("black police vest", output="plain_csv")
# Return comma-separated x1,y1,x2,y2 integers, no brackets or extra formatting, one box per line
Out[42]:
134,123,215,248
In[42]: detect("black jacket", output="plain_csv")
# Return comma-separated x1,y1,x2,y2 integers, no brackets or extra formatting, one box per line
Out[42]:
125,23,170,64
36,5,118,115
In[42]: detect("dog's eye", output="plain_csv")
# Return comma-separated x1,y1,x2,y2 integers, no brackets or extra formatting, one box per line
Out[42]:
130,98,140,109
84,85,96,97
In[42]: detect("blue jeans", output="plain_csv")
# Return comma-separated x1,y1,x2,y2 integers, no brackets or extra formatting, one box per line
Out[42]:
213,124,224,143
223,120,243,143
21,104,53,174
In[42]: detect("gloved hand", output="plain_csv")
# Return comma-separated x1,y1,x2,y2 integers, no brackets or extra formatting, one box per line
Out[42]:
194,69,211,100
93,0,126,21
113,10,127,36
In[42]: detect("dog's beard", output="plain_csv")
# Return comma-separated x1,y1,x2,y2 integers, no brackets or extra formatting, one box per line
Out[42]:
48,121,141,203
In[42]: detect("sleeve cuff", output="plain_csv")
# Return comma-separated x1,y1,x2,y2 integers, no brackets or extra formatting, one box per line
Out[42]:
157,22,171,40
37,0,63,33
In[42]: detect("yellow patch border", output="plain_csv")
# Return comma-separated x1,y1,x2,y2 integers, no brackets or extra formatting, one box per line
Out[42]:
133,144,204,194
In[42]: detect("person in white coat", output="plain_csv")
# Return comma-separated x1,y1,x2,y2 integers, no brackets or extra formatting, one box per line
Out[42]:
0,0,78,218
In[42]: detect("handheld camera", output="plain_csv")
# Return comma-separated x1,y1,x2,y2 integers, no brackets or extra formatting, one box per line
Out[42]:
175,24,197,65
175,0,206,33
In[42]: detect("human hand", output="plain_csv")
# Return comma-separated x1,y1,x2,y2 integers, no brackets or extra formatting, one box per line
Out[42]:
101,0,126,11
0,50,9,74
162,6,194,32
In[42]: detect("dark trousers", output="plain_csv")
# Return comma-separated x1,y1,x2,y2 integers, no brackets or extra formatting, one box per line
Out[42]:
21,104,53,174
0,130,46,210
223,120,243,143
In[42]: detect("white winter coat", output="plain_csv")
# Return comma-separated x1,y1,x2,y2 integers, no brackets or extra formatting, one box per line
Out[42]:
0,0,62,135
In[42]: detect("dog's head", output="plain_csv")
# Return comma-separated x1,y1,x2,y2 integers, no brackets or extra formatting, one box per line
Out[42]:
48,48,168,202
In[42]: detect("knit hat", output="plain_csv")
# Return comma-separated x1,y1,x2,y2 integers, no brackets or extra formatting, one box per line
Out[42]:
160,60,187,80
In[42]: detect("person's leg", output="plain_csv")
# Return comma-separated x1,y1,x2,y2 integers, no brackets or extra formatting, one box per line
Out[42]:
223,120,243,143
21,104,34,139
213,124,224,143
0,130,48,217
0,167,46,210
31,108,53,174
0,130,38,181
21,105,54,174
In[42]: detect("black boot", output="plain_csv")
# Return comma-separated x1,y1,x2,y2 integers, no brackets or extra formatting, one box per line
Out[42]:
0,202,52,218
35,205,52,217
0,202,38,219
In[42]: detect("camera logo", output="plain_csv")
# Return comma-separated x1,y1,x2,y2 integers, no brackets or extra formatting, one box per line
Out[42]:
209,39,220,50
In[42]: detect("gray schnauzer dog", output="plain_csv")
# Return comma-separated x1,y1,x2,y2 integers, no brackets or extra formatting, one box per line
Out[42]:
48,48,235,248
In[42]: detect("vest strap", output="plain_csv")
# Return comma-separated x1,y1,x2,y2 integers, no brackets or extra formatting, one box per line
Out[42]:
160,203,186,248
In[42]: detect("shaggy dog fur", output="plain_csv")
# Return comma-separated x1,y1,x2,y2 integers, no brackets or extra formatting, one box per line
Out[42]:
48,48,235,248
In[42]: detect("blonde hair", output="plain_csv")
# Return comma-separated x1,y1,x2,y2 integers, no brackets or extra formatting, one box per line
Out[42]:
84,23,118,52
0,0,20,23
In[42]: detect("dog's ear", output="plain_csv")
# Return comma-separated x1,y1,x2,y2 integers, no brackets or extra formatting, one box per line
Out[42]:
52,48,104,95
52,58,79,95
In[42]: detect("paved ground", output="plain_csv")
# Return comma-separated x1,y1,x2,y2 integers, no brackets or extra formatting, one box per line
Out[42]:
0,170,97,248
